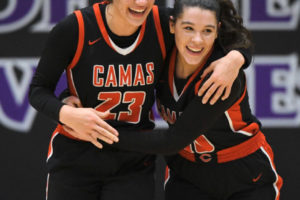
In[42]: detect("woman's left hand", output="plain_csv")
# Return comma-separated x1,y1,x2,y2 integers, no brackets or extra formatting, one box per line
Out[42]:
197,50,244,105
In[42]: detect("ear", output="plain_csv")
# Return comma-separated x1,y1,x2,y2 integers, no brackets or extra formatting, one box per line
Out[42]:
169,16,175,34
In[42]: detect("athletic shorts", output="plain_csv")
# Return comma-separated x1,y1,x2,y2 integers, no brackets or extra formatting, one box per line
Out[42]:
164,148,282,200
46,134,156,200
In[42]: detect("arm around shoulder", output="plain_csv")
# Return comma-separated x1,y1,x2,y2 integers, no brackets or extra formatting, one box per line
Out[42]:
112,72,244,155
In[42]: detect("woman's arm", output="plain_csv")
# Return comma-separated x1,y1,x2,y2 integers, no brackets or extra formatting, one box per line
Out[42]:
62,72,244,154
109,71,245,155
197,48,251,105
28,14,118,148
29,14,77,121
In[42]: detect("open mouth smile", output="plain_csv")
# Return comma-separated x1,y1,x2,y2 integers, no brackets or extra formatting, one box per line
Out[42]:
129,8,146,15
186,46,204,54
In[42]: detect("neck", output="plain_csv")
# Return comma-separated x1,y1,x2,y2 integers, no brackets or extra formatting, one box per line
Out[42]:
106,4,140,36
175,54,199,79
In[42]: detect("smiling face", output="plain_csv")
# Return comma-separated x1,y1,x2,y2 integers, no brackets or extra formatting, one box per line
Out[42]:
170,6,219,68
111,0,155,27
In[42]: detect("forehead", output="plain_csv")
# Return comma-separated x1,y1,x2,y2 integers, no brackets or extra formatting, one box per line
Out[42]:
178,7,217,25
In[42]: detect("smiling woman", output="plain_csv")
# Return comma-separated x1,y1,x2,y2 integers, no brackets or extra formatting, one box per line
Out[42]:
96,1,282,200
105,0,155,35
28,0,253,199
28,1,172,199
170,6,219,78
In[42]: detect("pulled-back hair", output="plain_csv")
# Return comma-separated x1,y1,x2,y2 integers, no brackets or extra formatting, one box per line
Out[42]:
172,0,252,52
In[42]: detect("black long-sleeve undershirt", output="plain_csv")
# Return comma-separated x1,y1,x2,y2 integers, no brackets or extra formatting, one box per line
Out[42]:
111,72,244,155
28,6,173,123
29,14,77,122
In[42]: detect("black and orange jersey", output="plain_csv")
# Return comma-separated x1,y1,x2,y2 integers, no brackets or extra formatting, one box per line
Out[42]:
113,43,264,164
66,3,168,131
155,44,262,163
29,2,173,133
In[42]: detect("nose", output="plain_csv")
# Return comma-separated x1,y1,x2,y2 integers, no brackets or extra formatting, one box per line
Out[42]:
192,32,203,44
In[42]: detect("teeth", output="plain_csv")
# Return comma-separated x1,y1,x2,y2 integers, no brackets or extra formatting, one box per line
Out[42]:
130,8,145,13
188,47,203,53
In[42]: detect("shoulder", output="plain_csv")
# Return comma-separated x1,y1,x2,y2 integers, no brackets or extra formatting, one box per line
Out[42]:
156,6,171,33
45,12,79,55
157,6,172,23
154,6,174,53
51,13,77,36
78,4,97,19
50,5,95,40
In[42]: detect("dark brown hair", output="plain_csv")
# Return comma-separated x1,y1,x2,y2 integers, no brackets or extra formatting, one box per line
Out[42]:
172,0,252,52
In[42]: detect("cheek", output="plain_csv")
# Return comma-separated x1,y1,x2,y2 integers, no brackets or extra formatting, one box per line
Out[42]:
116,3,126,14
175,30,189,47
175,35,186,51
204,36,216,48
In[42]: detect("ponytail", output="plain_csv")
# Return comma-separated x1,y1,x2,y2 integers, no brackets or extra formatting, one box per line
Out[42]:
217,0,253,52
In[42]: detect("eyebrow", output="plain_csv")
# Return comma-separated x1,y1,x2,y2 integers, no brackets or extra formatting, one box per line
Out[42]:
181,21,216,29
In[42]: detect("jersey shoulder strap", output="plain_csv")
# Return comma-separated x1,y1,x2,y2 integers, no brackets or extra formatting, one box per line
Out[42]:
66,10,84,96
67,10,85,70
152,5,166,60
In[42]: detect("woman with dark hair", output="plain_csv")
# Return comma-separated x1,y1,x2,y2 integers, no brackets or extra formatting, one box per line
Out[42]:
158,1,282,199
98,0,282,199
29,0,253,199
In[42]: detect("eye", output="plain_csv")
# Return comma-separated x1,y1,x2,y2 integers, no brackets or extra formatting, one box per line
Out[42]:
184,26,194,31
204,29,213,33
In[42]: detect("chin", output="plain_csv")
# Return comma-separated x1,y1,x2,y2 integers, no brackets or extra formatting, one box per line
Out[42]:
185,57,203,66
127,18,146,26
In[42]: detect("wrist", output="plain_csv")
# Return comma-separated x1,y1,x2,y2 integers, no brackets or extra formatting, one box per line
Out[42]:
59,105,74,124
227,50,245,70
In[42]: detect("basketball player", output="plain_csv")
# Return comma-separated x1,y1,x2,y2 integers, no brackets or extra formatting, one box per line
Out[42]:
29,0,252,199
103,1,283,199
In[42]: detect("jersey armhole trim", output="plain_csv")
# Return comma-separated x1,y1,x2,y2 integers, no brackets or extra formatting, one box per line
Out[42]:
66,10,84,97
67,10,85,70
152,5,166,60
229,76,247,108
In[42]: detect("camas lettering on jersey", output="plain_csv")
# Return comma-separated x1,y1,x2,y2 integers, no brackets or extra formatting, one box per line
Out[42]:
93,62,155,87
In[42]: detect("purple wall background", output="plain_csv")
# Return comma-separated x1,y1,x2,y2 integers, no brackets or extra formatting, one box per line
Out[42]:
0,0,299,199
